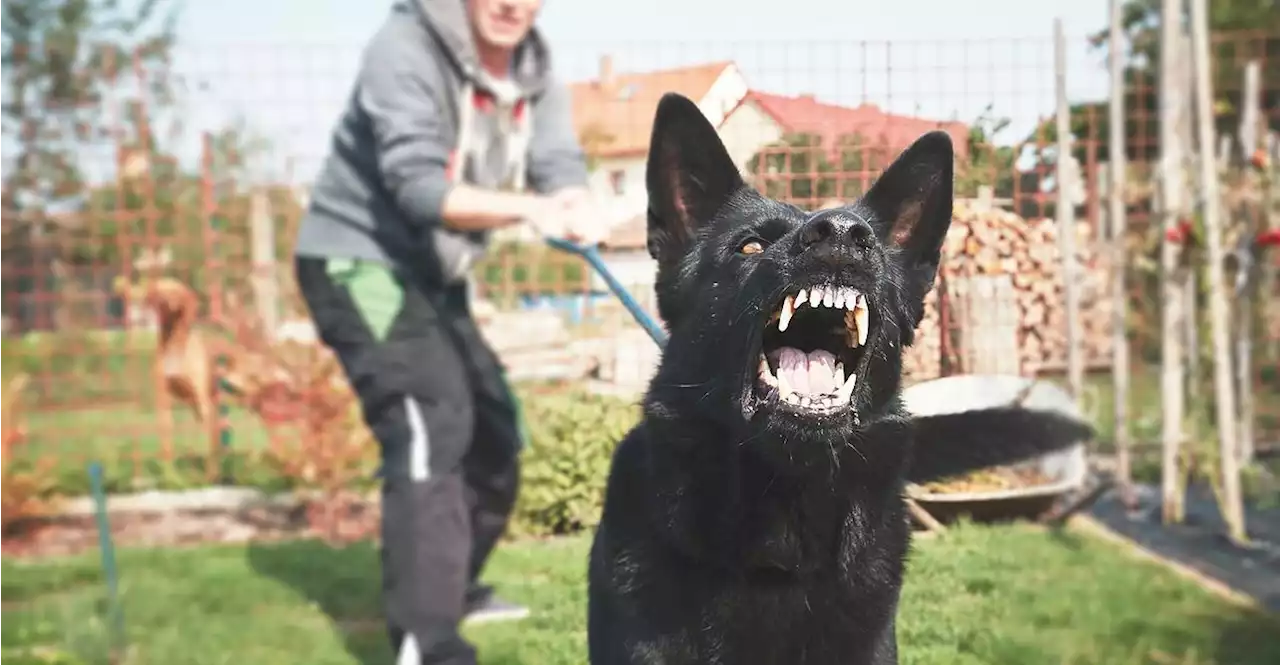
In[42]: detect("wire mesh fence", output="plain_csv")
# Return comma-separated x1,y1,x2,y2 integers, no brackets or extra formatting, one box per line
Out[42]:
2,30,1277,498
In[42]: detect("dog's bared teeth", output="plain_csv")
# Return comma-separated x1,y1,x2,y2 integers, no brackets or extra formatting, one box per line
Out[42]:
777,369,794,398
836,372,857,404
844,288,859,311
796,288,808,308
833,289,845,309
778,295,796,332
808,287,822,308
822,288,835,308
835,361,845,386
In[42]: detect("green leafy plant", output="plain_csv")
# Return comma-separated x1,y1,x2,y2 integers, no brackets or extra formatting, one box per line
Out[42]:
509,389,640,537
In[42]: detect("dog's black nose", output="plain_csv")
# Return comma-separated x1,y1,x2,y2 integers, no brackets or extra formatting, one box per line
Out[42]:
798,211,874,254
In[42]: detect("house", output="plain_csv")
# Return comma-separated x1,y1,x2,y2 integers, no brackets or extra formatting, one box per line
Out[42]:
592,89,972,256
565,61,972,332
718,91,971,187
570,58,750,213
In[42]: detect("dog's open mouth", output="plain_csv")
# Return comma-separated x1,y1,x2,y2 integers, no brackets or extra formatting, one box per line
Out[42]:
757,284,872,417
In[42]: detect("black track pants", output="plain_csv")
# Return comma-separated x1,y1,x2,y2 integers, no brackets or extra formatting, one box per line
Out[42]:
295,257,522,665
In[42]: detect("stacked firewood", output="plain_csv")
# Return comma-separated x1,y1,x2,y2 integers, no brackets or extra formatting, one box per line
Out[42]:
903,202,1113,381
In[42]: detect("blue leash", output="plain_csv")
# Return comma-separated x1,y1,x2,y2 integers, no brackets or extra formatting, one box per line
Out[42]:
544,237,668,348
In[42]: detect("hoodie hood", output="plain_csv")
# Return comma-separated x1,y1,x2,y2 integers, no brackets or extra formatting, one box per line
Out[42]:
412,0,553,97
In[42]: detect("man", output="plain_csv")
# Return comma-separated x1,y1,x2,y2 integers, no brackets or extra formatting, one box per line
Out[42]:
292,1,598,663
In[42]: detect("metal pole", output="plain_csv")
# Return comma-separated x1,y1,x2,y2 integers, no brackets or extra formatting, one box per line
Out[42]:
90,462,127,655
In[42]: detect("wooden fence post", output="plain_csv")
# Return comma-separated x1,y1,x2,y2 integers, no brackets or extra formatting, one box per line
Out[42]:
249,189,280,342
1054,18,1084,404
1158,0,1189,525
1189,0,1246,544
1107,0,1134,508
1234,60,1261,467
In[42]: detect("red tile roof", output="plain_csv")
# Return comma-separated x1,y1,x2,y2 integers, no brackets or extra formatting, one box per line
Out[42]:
741,91,970,162
570,61,734,159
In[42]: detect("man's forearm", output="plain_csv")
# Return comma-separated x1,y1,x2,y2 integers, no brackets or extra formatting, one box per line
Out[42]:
439,185,543,232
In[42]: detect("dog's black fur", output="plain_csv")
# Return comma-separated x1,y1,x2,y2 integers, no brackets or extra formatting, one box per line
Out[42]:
586,93,1094,665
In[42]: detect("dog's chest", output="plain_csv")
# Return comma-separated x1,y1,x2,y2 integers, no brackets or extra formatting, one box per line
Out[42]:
674,577,894,665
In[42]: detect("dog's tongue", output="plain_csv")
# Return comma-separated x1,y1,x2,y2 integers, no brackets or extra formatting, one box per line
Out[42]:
775,347,839,395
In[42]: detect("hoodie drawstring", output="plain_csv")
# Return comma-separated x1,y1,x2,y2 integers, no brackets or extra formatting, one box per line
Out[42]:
450,79,532,191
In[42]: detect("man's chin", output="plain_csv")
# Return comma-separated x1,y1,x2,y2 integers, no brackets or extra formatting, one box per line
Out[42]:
478,23,532,50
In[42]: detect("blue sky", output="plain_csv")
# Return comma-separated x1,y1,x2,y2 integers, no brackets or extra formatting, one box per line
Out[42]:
152,0,1114,183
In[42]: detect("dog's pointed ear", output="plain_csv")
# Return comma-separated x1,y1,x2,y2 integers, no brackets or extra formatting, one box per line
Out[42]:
645,93,745,263
862,131,954,283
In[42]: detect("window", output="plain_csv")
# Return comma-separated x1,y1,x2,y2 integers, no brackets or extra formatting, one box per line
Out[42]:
609,169,626,196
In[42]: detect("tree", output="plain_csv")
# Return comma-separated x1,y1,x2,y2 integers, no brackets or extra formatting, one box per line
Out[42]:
2,0,180,216
2,0,181,330
1078,0,1280,164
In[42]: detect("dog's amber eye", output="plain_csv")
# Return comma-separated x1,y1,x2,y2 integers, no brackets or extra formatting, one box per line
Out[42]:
740,240,765,255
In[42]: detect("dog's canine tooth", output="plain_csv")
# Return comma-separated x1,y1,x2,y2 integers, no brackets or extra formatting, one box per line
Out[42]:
854,300,869,346
758,354,777,386
779,295,796,332
836,372,857,403
835,361,845,386
808,287,822,308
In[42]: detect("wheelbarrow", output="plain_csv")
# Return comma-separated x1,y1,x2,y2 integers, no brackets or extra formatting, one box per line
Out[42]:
901,374,1090,523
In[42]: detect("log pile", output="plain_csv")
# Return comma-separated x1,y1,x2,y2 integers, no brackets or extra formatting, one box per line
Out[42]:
903,201,1113,381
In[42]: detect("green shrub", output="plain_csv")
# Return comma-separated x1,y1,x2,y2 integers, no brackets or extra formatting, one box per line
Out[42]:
509,389,640,537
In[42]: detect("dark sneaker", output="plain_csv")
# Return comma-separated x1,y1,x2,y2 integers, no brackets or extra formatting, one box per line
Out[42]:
463,584,530,625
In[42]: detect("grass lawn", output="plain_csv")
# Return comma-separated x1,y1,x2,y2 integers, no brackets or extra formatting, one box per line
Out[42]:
3,523,1276,665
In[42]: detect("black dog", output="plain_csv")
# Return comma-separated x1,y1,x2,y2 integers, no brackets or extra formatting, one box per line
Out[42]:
585,93,1094,665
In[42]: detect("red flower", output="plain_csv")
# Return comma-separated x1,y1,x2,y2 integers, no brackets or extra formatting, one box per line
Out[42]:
1257,229,1280,248
1165,219,1194,244
1250,148,1270,171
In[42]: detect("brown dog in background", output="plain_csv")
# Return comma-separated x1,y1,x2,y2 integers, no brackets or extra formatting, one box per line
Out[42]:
113,275,217,457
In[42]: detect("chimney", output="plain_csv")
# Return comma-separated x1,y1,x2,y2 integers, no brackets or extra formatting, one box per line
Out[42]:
599,54,615,91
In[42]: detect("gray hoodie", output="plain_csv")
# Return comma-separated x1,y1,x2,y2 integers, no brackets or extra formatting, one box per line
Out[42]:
293,0,588,285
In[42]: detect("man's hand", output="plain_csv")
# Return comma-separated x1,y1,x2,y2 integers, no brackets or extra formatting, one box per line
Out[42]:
523,195,572,239
549,187,610,246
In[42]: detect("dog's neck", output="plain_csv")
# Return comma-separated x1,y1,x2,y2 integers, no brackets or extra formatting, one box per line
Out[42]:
640,401,911,574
